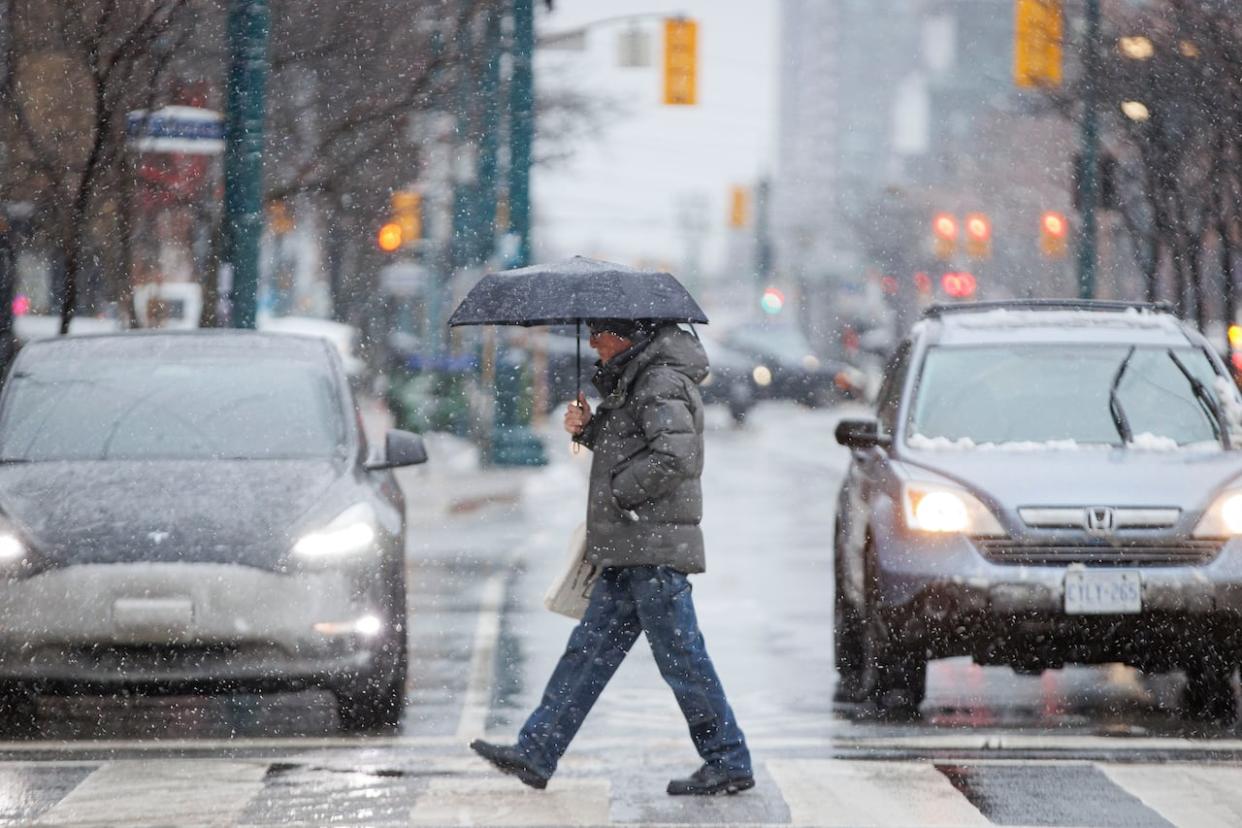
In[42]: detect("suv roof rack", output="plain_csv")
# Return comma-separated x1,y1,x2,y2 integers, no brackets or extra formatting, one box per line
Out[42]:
922,299,1176,319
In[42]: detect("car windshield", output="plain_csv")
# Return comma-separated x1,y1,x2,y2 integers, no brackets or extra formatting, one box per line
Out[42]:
908,344,1227,448
0,355,345,461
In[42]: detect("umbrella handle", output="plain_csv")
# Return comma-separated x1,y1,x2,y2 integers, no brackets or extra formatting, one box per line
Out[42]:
572,320,583,455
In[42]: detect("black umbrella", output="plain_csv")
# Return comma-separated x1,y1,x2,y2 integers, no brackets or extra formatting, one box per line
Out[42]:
447,256,708,394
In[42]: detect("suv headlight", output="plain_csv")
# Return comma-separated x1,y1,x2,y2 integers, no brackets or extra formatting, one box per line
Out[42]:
293,503,377,560
902,482,1004,536
0,531,24,566
1194,491,1242,536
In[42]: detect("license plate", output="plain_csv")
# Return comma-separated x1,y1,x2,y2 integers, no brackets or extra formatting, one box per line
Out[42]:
1064,570,1142,614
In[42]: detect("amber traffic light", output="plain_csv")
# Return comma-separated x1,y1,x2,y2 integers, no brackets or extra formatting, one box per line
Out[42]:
377,222,403,253
932,213,958,260
964,213,992,259
1040,210,1068,258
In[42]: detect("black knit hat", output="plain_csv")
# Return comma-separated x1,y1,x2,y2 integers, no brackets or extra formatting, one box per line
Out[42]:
587,318,659,340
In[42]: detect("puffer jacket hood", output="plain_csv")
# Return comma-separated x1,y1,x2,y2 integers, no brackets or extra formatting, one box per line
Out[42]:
576,324,710,574
593,326,709,407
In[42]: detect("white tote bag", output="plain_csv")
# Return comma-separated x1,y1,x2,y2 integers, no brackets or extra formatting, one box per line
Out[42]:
543,522,599,620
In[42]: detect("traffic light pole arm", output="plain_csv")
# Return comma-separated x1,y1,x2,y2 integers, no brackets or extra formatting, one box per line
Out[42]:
537,11,688,48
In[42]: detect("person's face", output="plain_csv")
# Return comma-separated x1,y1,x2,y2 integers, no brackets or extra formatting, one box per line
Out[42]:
588,329,632,363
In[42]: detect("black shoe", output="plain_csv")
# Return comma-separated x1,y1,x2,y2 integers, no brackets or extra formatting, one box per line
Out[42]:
469,739,549,790
667,763,755,796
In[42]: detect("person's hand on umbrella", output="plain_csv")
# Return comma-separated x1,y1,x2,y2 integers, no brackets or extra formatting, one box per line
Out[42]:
564,392,592,436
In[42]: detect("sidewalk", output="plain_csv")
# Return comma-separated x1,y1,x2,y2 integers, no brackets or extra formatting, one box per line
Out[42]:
357,396,536,522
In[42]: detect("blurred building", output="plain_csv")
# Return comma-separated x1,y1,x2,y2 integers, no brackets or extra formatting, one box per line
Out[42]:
773,0,1087,346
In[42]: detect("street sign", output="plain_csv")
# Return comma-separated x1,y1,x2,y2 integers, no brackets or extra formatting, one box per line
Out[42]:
127,106,225,155
1014,0,1063,88
663,18,698,105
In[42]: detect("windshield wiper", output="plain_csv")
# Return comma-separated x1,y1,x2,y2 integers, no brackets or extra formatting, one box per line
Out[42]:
1167,349,1230,449
1109,346,1136,445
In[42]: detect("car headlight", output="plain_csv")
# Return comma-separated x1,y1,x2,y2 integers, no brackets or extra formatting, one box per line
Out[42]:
753,365,772,386
902,482,1004,536
1194,491,1242,536
293,503,377,560
0,532,24,565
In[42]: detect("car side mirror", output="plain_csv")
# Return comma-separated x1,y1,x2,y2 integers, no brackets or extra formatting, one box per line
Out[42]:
367,430,428,470
835,418,891,450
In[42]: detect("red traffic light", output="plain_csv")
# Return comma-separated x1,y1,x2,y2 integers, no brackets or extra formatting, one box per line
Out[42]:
1041,211,1067,238
932,212,958,240
965,213,991,241
941,271,977,299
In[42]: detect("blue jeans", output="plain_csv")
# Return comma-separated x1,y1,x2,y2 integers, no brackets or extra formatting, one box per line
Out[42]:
517,565,751,779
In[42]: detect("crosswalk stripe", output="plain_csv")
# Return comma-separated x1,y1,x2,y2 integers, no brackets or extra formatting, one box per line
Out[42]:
1101,763,1242,828
33,759,269,827
765,759,990,827
409,777,611,826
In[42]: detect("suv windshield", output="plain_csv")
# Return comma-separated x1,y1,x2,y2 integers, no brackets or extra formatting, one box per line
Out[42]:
909,344,1226,448
0,356,345,461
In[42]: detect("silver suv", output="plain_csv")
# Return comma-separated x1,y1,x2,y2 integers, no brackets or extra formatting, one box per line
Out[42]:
834,300,1242,721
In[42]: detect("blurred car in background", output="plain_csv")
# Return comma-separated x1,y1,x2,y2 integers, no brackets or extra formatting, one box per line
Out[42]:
721,322,866,408
698,334,757,423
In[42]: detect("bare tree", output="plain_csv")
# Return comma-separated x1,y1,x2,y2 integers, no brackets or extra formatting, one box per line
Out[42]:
0,0,198,333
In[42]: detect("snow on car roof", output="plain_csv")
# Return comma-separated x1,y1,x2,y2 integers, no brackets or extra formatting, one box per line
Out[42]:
927,308,1195,347
18,330,334,362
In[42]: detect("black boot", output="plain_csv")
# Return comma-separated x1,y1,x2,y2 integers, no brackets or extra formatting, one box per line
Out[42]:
667,763,755,796
469,739,549,790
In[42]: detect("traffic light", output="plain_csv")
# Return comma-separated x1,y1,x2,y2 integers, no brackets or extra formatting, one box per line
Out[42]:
932,213,958,260
728,185,749,229
663,18,698,105
377,222,403,253
760,286,785,315
1040,210,1069,258
964,213,992,259
391,190,422,246
268,200,294,235
1014,0,1063,89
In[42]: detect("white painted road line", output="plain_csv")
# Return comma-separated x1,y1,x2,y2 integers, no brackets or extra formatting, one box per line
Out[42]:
409,777,611,826
1102,763,1242,828
766,759,990,827
457,570,509,740
34,759,268,827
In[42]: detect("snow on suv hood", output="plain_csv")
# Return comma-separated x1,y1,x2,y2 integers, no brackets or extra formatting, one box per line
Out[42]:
901,443,1242,512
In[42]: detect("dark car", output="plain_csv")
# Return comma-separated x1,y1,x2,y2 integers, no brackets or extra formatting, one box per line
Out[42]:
0,332,427,733
833,300,1242,721
722,323,865,407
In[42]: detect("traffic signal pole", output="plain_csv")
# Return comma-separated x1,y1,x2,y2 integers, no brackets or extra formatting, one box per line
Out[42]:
224,0,270,329
1076,0,1100,300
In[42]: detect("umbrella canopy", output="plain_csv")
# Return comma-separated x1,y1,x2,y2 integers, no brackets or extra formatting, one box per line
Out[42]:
446,256,709,328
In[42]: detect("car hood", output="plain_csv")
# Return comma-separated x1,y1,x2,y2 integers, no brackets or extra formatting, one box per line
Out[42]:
0,459,342,571
900,447,1242,512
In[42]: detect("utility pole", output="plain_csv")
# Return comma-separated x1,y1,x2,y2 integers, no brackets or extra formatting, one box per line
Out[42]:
508,0,534,270
223,0,270,329
1076,0,1100,300
488,0,546,466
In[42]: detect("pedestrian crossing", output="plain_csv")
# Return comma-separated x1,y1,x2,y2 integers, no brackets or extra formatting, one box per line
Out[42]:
4,751,1242,827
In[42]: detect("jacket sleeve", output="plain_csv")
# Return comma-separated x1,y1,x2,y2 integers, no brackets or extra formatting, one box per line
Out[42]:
610,371,699,509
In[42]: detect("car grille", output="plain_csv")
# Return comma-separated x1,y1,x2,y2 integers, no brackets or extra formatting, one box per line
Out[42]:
977,539,1223,566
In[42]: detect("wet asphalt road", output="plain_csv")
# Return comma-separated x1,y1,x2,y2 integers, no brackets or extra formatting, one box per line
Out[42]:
4,402,1242,826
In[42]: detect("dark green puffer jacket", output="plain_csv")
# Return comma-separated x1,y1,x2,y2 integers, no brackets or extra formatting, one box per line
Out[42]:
575,325,709,574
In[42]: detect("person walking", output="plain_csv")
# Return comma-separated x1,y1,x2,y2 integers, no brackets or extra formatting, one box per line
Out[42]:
470,319,753,795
